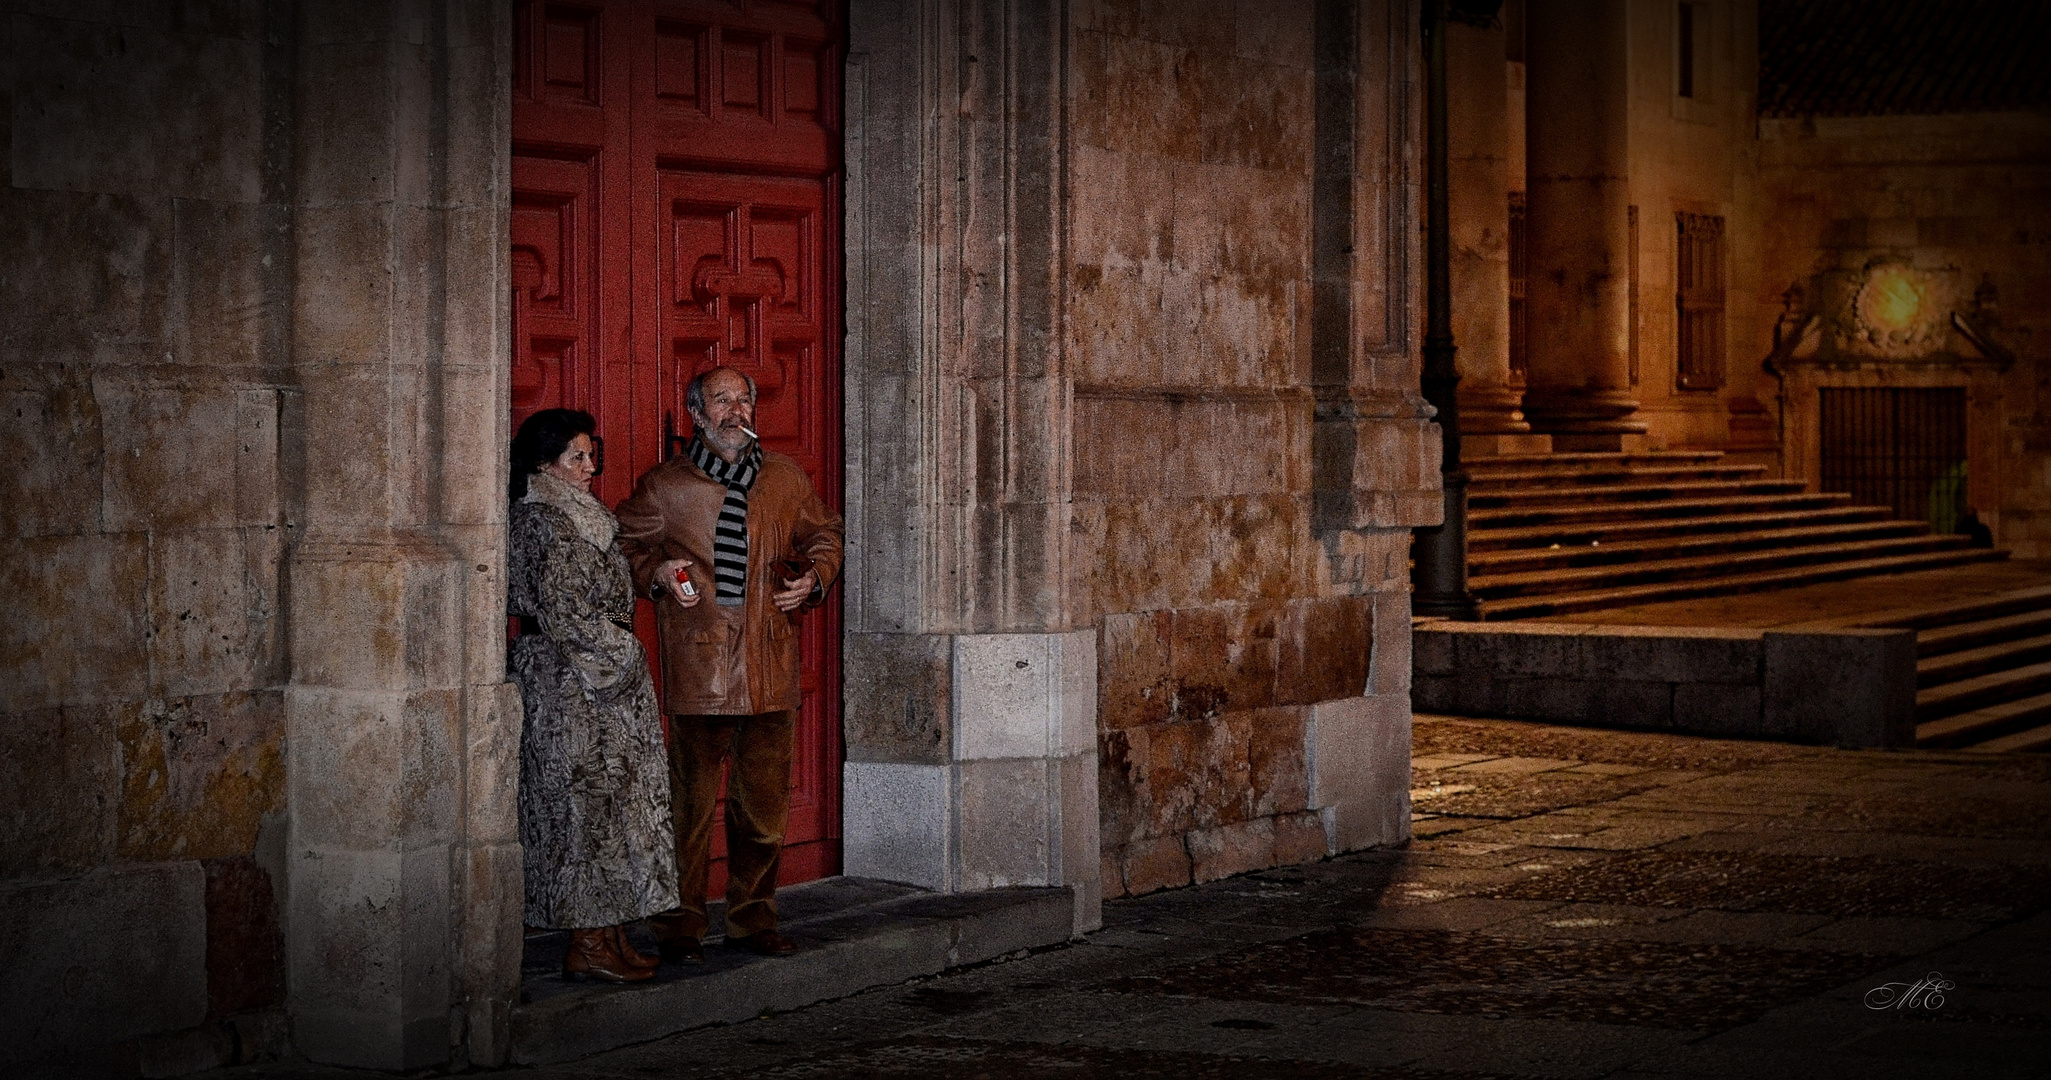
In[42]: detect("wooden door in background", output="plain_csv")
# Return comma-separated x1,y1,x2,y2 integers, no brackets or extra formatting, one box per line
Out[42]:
512,0,846,891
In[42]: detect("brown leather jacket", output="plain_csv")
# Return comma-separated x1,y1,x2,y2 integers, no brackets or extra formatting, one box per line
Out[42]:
615,450,843,716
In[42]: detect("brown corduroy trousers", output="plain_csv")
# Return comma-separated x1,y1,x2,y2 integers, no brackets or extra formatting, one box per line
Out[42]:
650,710,795,942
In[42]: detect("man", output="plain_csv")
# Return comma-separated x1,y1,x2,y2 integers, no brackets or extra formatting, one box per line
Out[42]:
616,365,844,961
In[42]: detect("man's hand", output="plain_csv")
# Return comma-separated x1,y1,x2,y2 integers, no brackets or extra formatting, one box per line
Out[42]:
656,558,702,607
772,567,819,613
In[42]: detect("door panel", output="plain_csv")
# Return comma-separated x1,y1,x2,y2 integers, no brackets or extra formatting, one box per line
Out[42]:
513,0,844,892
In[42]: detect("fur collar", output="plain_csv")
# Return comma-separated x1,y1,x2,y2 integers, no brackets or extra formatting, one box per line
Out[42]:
524,470,617,551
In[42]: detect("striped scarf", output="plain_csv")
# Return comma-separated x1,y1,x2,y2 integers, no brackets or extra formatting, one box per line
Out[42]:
686,435,762,606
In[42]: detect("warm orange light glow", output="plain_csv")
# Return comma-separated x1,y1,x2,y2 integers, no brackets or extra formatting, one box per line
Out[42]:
1859,265,1925,333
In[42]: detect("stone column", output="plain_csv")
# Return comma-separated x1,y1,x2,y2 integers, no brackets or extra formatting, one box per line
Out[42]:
1520,0,1644,449
1446,13,1539,455
282,1,520,1069
841,0,1101,935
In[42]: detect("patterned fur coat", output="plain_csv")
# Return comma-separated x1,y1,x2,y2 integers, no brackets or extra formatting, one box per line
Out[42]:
509,470,679,929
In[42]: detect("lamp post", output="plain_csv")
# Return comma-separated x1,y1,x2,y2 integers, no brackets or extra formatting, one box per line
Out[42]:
1412,0,1483,620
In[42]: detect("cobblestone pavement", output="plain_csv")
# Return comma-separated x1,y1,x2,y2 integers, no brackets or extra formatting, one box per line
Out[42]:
223,716,2051,1079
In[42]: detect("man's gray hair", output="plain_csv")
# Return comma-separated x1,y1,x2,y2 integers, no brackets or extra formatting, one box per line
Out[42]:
685,366,756,419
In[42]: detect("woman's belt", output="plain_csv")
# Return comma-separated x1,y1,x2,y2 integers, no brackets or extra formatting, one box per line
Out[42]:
517,613,636,635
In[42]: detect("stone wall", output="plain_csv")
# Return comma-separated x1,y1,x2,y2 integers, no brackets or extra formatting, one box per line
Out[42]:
0,2,517,1072
1068,0,1430,898
844,0,1430,912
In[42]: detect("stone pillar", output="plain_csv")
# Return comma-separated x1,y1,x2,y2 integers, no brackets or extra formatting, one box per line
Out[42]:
282,1,520,1069
1521,0,1644,449
1446,14,1541,455
841,0,1101,935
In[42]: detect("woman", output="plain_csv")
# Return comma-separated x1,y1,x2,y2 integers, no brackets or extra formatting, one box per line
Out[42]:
508,408,679,982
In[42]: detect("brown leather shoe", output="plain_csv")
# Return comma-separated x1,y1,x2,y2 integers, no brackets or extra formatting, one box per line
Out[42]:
730,928,798,957
563,928,654,983
613,926,659,972
658,935,706,965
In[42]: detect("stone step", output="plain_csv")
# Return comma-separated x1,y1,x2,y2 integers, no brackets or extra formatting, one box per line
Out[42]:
1917,631,2051,689
1466,463,1768,491
1468,505,1898,553
1468,520,1932,576
1479,547,2009,621
1914,605,2051,659
1916,690,2051,749
1464,451,1726,476
1467,478,1809,509
1470,535,1973,601
1864,584,2051,634
1470,491,1856,530
1916,657,2051,723
1965,721,2051,753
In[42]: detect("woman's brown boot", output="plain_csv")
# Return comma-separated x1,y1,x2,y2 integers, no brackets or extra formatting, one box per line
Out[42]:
563,927,653,983
613,925,659,972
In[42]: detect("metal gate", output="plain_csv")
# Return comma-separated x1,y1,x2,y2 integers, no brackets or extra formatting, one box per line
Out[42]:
1819,387,1968,529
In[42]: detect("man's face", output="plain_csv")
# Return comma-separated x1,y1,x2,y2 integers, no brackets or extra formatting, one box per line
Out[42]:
692,368,756,459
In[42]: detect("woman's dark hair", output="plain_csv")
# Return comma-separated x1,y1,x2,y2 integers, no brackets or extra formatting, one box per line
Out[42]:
510,408,598,500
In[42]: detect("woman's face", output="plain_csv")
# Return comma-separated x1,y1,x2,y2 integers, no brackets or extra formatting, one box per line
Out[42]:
543,433,597,492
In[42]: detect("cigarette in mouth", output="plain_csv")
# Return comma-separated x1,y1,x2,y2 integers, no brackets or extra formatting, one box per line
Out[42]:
739,425,759,441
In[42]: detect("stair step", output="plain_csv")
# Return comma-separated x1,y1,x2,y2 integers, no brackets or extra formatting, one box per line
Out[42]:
1468,479,1809,509
1917,656,2051,723
1480,547,2010,621
1865,584,2051,633
1464,451,1725,476
1917,691,2051,748
1471,492,1855,530
1918,631,2051,688
1467,464,1768,491
1965,722,2051,753
1469,505,1898,552
1470,536,1972,600
1468,521,1930,575
1917,606,2051,659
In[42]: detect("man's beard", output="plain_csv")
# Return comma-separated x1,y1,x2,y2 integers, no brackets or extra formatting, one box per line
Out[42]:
696,417,751,458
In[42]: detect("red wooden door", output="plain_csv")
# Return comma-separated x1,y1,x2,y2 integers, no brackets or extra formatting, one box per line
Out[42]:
512,0,845,890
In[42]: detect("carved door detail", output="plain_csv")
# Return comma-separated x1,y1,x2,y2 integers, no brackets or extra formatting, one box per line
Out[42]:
513,0,845,890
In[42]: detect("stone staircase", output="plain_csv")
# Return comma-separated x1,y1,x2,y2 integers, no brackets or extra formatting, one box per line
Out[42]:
1465,451,2007,621
1862,585,2051,752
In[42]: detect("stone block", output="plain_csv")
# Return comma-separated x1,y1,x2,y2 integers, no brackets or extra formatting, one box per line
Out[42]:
1308,693,1411,852
444,522,510,688
286,845,452,1071
236,389,283,526
1069,144,1174,271
1119,834,1193,896
953,630,1097,761
294,204,396,368
1246,705,1310,816
1583,626,1762,685
1491,624,1590,678
1143,711,1257,833
10,15,262,202
287,537,465,691
1168,604,1235,719
1277,594,1370,704
842,761,950,890
1272,809,1330,865
118,691,285,861
1587,678,1675,728
295,42,399,204
1095,724,1148,846
1173,160,1310,283
203,855,285,1018
956,757,1053,890
1188,816,1276,883
1073,31,1204,161
175,198,276,368
1055,753,1103,932
1763,629,1918,747
0,365,104,539
1198,48,1314,172
1098,609,1173,731
1673,682,1764,735
464,681,523,846
844,632,951,764
1491,675,1592,720
455,840,523,1067
438,364,507,528
0,703,121,877
97,375,243,531
1205,494,1304,605
0,534,149,712
285,688,460,849
1367,591,1413,694
1409,672,1465,714
148,528,280,697
0,864,207,1062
